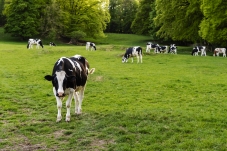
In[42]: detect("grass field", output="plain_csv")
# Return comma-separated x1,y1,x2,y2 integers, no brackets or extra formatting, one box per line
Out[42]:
1,29,227,150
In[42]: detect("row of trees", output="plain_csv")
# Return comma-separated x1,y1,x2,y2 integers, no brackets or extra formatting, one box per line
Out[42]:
3,0,110,41
1,0,227,46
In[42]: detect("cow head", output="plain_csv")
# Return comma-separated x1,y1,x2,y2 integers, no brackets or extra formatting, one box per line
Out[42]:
45,71,76,97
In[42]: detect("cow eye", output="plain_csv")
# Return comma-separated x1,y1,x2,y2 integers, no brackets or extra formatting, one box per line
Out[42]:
53,77,58,84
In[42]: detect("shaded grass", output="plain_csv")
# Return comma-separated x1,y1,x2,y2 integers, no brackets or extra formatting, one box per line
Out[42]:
1,32,227,150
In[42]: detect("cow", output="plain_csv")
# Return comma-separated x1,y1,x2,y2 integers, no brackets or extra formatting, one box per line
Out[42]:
156,44,168,53
146,42,158,53
27,39,44,49
168,44,177,54
49,42,56,46
122,46,142,63
191,47,199,56
44,55,95,122
198,46,206,56
86,42,96,51
213,48,226,57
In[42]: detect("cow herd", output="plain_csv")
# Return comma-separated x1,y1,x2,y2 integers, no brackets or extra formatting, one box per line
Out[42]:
33,38,225,122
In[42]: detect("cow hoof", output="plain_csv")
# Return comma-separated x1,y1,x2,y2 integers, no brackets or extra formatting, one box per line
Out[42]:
56,118,62,122
76,112,82,115
66,115,70,122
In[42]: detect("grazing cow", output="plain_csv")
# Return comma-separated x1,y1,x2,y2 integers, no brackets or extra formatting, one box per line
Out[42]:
169,44,177,54
156,44,168,53
86,42,96,51
191,47,199,56
122,46,142,63
50,42,56,46
198,46,206,56
213,48,226,57
44,55,95,122
27,39,44,49
146,42,158,53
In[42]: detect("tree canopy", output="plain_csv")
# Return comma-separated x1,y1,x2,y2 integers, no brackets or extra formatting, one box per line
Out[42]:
3,0,110,40
2,0,227,46
105,0,139,33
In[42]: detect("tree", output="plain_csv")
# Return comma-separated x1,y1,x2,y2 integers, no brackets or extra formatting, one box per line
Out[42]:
106,0,139,33
154,0,203,42
131,0,154,35
69,30,86,44
199,0,227,46
56,0,110,39
0,0,6,26
3,0,42,40
40,0,65,40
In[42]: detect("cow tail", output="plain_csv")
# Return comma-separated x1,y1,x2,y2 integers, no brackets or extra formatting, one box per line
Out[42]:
27,43,29,49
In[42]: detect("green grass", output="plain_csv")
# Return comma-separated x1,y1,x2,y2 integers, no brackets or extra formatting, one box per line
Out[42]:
1,30,227,150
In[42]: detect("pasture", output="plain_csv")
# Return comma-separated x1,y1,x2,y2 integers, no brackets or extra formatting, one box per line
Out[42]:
0,33,227,150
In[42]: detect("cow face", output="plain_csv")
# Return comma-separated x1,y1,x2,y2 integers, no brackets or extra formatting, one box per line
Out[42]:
122,57,127,63
45,71,76,97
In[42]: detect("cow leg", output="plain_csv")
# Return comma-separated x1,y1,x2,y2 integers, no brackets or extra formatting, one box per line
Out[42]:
74,87,85,114
56,97,62,122
140,54,142,63
74,92,79,114
53,87,62,122
65,92,74,122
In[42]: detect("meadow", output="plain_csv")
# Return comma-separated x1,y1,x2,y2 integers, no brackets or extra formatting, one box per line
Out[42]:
1,30,227,150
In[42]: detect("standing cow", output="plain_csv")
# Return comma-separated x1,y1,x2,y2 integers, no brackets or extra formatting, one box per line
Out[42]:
146,42,158,53
169,44,177,54
213,48,226,57
86,42,96,51
122,46,142,63
198,46,206,56
44,55,95,122
191,47,199,56
27,39,44,49
156,44,168,53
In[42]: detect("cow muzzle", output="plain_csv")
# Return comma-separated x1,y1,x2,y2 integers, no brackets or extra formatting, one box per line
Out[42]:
57,92,65,97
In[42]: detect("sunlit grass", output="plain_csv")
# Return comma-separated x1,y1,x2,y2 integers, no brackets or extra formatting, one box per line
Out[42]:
0,32,227,150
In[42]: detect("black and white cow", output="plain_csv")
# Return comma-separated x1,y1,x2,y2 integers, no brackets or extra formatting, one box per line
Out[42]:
156,44,168,53
191,47,199,56
146,42,158,53
122,46,142,63
27,39,44,49
49,42,56,46
44,55,95,122
86,42,96,51
213,48,226,57
168,44,177,54
198,46,206,56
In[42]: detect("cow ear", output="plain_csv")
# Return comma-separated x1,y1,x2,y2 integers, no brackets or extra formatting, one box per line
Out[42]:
44,75,53,81
68,76,76,82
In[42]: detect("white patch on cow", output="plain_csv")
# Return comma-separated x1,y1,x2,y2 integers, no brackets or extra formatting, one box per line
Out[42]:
57,57,65,65
65,58,76,71
56,71,66,95
73,54,81,58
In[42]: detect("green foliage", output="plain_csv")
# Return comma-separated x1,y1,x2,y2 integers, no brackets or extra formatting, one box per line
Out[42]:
69,30,86,44
199,0,227,46
3,0,42,39
106,0,139,33
154,0,203,42
3,0,110,40
57,0,110,39
131,0,154,35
